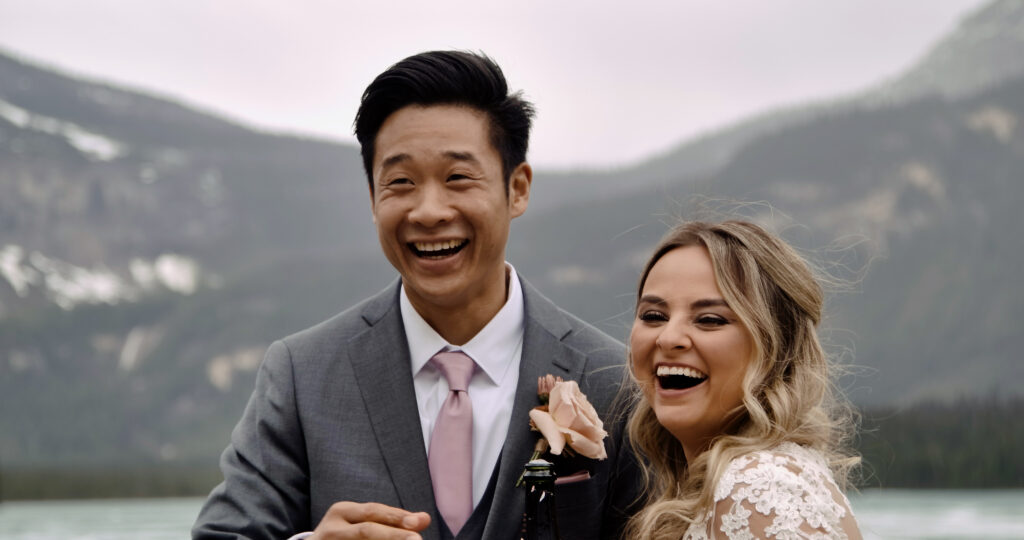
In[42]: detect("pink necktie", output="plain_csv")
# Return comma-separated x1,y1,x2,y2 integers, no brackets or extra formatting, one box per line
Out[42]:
428,350,475,536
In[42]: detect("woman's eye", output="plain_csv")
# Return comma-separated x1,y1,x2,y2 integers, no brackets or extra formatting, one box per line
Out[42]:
696,315,728,326
639,310,667,322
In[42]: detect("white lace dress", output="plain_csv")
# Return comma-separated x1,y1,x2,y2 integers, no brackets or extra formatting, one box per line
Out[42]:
684,442,858,539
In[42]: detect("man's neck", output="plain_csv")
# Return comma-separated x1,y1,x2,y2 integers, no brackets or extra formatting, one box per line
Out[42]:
407,268,511,346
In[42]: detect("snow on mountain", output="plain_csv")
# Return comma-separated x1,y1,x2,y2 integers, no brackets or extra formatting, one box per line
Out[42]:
0,97,126,161
0,244,203,309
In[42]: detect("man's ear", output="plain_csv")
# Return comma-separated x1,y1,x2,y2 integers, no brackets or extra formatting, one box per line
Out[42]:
368,183,377,224
508,162,532,218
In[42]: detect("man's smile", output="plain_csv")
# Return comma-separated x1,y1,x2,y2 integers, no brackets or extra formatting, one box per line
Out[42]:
409,239,469,259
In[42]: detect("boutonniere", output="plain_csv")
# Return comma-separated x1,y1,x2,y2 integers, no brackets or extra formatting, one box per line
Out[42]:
517,375,608,486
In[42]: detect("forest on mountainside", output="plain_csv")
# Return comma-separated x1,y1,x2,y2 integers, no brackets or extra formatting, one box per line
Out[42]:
3,398,1022,499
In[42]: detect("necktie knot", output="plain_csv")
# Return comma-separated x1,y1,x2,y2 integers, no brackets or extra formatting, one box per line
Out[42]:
432,350,474,392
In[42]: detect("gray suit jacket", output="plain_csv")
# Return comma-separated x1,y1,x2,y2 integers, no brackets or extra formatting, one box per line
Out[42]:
193,277,641,539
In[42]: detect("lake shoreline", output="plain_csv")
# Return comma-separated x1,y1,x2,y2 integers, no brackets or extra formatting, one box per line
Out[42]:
3,490,1024,539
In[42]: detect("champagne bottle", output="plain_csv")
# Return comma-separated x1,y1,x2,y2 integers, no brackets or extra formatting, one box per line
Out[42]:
519,459,562,540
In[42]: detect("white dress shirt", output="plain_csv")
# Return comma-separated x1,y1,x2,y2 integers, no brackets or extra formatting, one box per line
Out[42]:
401,263,524,509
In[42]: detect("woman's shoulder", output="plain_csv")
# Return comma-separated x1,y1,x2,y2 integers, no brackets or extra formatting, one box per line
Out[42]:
715,442,828,499
710,442,857,539
733,440,826,466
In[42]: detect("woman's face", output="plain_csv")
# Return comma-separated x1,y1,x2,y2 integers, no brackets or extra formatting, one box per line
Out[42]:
630,245,754,459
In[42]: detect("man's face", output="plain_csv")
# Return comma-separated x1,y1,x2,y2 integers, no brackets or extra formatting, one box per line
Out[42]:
369,104,531,317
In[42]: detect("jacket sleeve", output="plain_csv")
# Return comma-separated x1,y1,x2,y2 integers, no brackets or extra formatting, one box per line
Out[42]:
600,393,645,540
192,340,311,540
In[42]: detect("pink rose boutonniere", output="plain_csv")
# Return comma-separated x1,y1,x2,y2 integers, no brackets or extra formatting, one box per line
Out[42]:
528,374,609,460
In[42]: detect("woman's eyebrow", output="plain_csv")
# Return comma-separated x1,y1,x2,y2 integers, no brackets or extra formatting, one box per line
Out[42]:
691,298,729,309
637,294,667,306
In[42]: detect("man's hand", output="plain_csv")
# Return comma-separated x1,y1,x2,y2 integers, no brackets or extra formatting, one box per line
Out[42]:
311,501,431,539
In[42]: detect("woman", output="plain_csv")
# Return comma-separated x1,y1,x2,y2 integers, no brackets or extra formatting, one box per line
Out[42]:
626,221,861,539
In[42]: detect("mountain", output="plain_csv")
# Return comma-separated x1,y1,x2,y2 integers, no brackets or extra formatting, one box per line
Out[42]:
871,0,1024,102
2,0,1022,485
512,79,1024,406
0,49,380,284
531,0,1024,213
0,48,392,472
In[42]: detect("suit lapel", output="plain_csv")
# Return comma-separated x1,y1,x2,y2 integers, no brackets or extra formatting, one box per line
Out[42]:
347,283,440,538
482,279,588,538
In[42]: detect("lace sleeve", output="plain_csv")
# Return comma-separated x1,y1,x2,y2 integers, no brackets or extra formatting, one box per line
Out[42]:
710,445,859,539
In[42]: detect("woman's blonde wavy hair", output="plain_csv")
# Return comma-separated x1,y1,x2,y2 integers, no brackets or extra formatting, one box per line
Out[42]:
625,220,858,539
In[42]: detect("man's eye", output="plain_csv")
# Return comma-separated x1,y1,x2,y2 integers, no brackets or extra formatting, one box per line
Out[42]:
385,177,412,186
448,173,469,181
639,310,667,322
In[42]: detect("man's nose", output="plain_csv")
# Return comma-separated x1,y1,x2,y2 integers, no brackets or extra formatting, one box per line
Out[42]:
655,322,692,352
409,183,457,226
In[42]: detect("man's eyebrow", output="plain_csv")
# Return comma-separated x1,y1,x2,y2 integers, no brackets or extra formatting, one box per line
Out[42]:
379,153,410,170
443,150,480,164
379,151,480,172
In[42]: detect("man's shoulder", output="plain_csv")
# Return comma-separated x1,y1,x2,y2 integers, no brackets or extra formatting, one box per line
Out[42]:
519,276,625,363
553,305,624,359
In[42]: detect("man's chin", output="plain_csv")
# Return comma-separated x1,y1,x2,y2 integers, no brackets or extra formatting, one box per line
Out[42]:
402,276,470,307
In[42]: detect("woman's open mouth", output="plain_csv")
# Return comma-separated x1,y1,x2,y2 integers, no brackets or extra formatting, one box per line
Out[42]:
656,365,708,390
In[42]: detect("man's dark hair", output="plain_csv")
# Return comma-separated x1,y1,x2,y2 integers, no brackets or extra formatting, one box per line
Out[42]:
354,50,535,191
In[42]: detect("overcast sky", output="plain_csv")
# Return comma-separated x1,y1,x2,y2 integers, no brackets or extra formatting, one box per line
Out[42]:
0,0,985,169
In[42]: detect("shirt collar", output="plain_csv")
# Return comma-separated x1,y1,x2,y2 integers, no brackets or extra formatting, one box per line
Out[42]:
402,263,525,385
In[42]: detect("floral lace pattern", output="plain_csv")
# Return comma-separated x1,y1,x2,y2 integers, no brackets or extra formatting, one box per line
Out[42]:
684,442,855,539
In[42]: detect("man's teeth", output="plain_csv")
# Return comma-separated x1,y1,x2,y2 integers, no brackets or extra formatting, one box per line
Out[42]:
656,365,707,379
413,240,464,252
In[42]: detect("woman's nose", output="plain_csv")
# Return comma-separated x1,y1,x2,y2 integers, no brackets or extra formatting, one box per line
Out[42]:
655,323,692,352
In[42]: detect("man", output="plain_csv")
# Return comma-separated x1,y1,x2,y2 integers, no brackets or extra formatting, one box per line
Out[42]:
193,50,640,540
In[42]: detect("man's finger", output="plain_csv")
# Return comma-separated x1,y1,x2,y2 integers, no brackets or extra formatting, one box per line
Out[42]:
314,502,432,539
399,512,430,531
344,520,421,539
332,502,429,529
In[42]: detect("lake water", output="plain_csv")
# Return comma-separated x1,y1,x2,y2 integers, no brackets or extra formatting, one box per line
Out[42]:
1,489,1022,539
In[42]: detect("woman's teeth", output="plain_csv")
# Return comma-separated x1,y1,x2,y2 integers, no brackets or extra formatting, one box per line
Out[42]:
656,365,706,378
656,365,708,390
